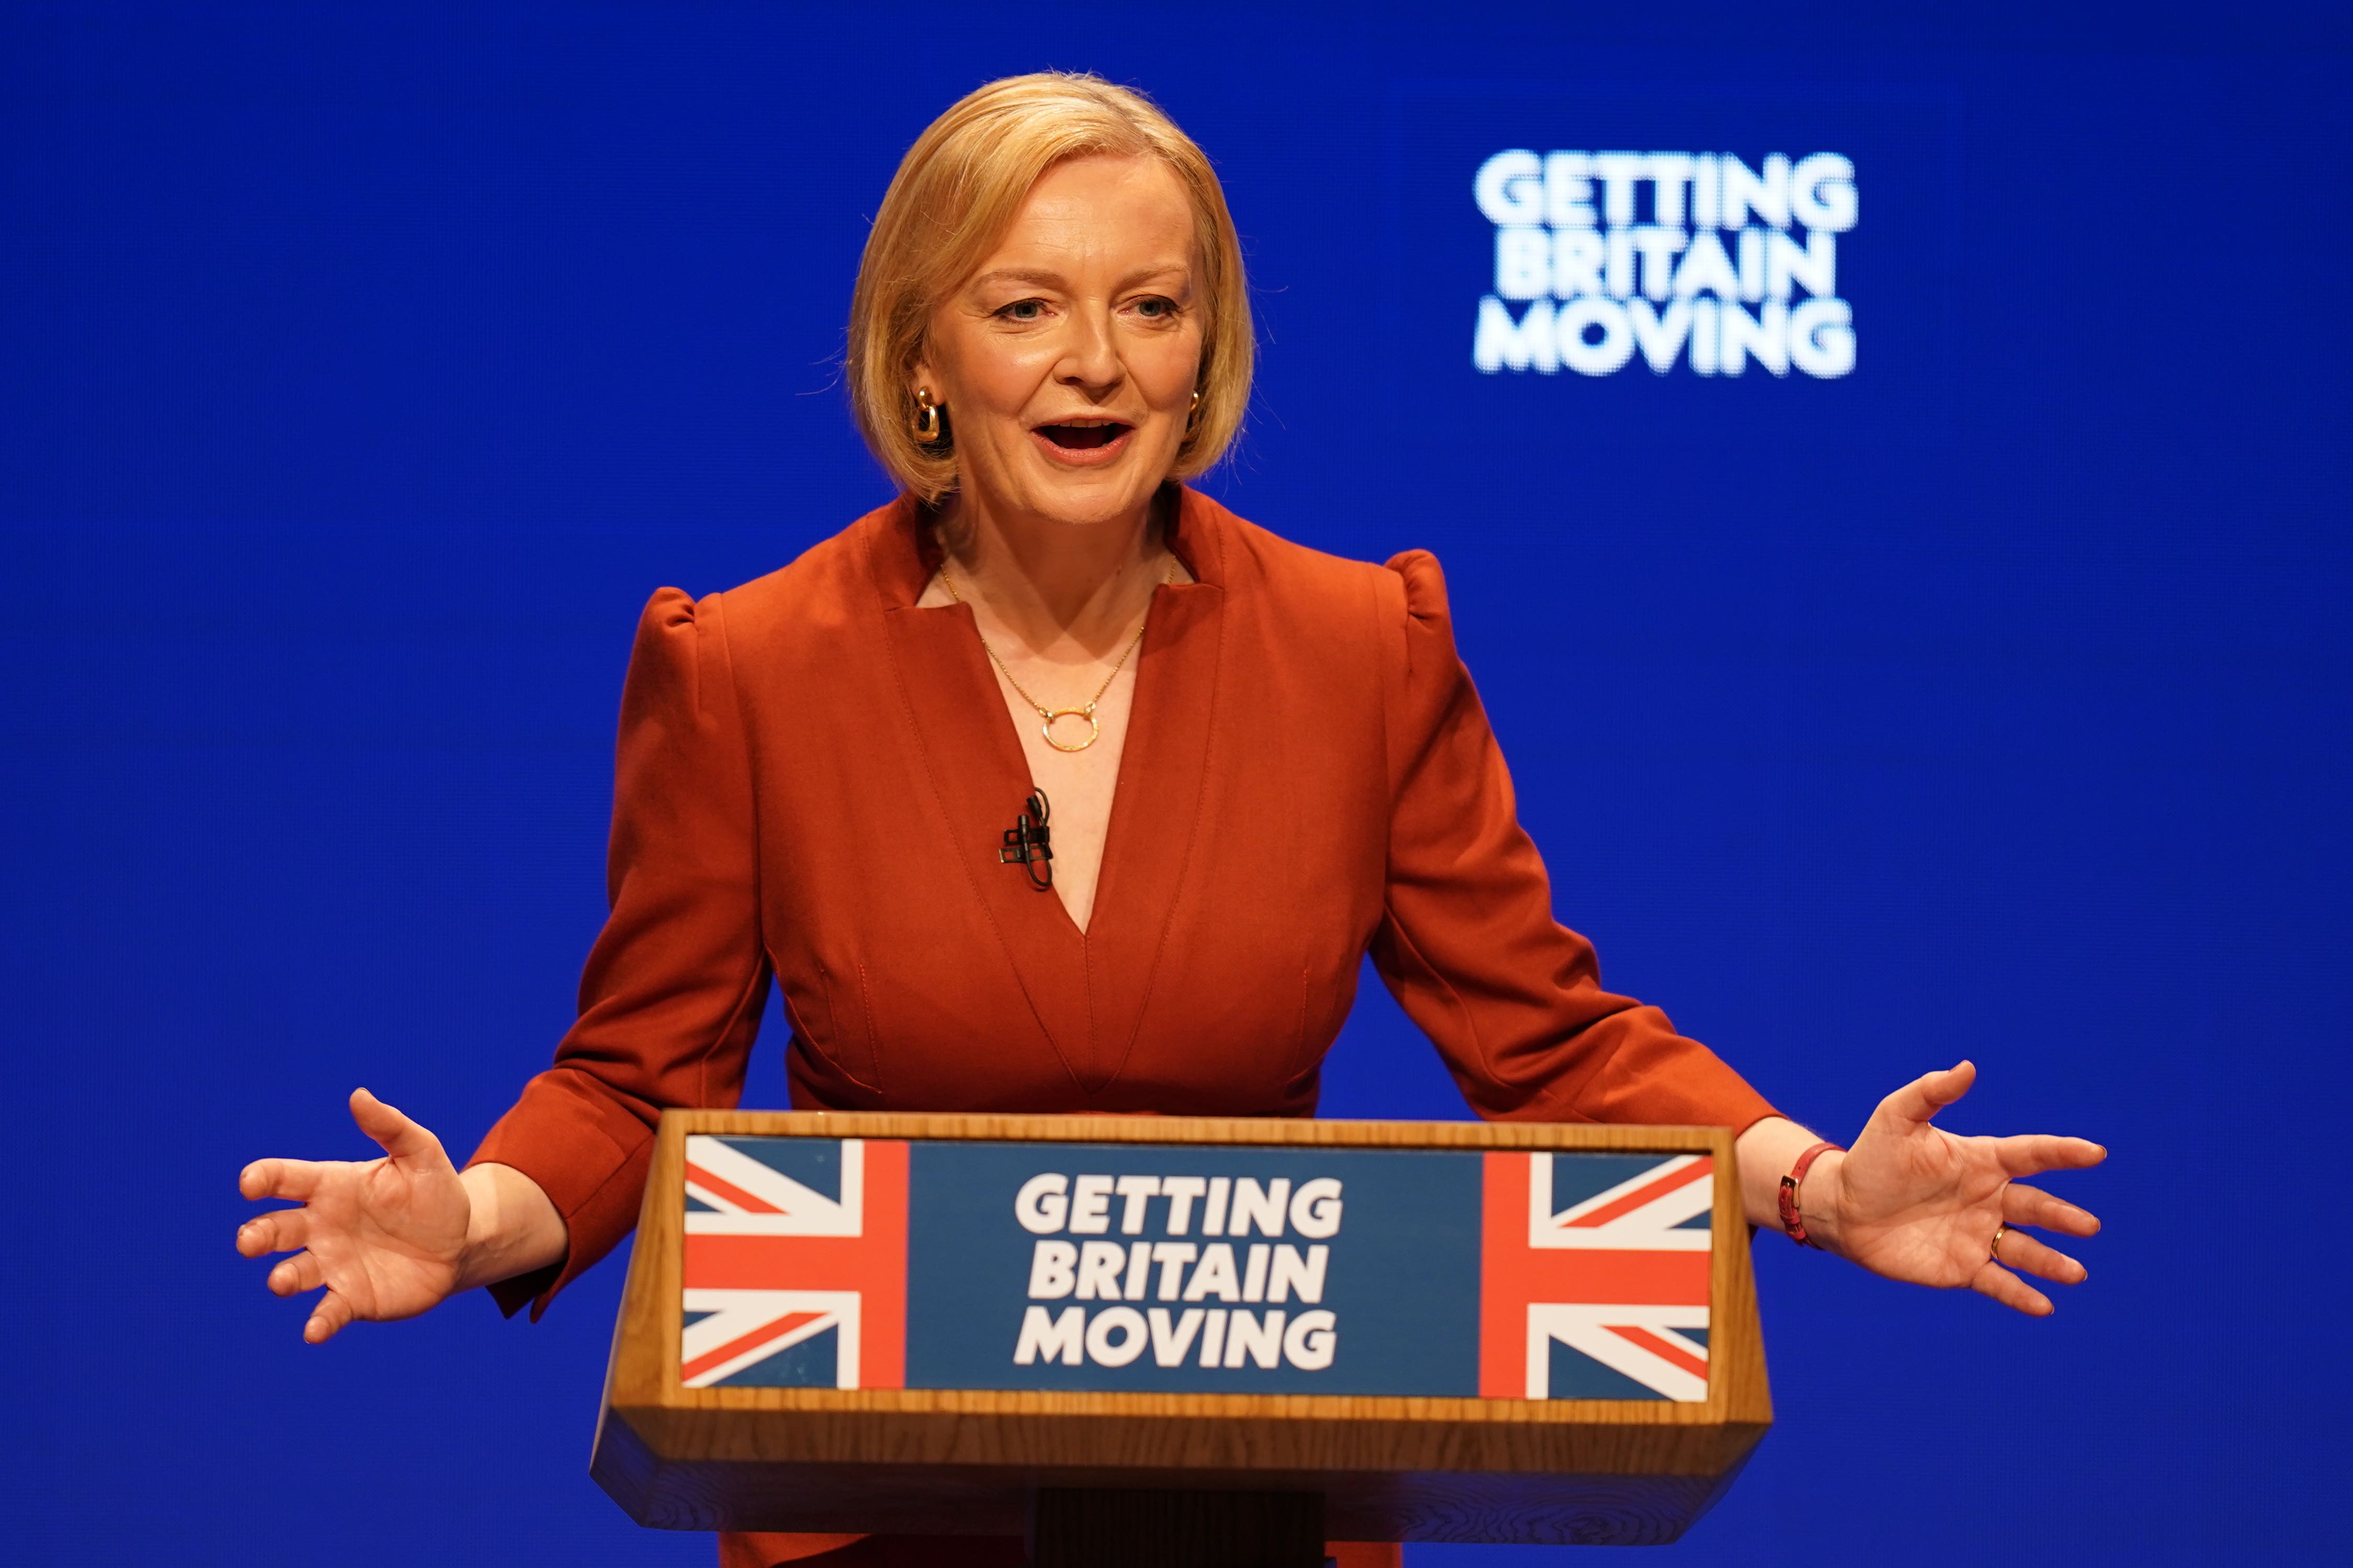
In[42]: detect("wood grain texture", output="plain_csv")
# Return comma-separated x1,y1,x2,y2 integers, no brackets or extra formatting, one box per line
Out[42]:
598,1110,1772,1543
662,1109,1731,1150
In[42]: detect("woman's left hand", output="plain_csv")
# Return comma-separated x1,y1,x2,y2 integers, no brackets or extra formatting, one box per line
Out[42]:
1808,1061,2106,1315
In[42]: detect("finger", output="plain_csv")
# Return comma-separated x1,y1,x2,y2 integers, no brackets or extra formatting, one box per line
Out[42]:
2002,1182,2102,1238
349,1088,449,1168
1993,1134,2109,1179
1990,1226,2088,1287
305,1291,354,1345
1970,1260,2054,1317
1877,1060,1977,1126
239,1158,323,1202
266,1249,327,1299
237,1208,311,1258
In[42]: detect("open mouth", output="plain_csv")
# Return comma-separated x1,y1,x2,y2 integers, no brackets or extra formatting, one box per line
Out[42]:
1035,421,1132,450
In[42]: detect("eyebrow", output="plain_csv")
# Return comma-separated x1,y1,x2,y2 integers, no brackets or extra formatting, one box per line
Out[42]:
967,264,1193,293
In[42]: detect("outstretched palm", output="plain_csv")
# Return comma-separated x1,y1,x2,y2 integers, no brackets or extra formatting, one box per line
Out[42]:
1832,1062,2105,1316
237,1088,472,1343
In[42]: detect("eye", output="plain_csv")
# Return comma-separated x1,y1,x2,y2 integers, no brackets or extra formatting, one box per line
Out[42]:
1133,296,1178,319
996,298,1047,322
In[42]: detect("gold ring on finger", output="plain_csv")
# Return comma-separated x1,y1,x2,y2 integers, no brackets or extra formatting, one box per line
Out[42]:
1990,1223,2007,1263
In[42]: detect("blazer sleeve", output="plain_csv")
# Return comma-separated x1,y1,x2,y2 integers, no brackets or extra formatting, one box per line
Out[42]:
1370,549,1777,1131
467,587,771,1318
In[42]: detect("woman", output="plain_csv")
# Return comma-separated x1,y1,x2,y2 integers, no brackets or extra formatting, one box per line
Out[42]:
237,74,2104,1567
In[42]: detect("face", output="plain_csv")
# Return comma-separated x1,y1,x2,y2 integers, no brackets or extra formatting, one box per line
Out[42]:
914,154,1205,529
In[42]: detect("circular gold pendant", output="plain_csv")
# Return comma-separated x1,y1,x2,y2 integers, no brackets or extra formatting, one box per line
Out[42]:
1040,704,1100,752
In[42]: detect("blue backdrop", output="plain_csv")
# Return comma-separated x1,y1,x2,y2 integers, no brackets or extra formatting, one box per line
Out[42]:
4,4,2346,1563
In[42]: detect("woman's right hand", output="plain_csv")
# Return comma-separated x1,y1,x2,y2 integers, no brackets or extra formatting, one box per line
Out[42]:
237,1088,478,1343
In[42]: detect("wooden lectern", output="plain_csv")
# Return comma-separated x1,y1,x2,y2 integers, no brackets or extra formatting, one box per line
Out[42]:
592,1111,1769,1563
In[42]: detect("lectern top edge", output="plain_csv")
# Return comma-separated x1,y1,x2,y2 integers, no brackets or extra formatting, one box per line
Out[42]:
662,1108,1731,1154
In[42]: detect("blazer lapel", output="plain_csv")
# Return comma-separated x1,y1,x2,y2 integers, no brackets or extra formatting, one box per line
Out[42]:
867,503,1096,1085
1081,489,1231,1091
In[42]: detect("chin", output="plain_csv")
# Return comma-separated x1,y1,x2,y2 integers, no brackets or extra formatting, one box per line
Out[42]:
1032,487,1159,529
1015,463,1172,528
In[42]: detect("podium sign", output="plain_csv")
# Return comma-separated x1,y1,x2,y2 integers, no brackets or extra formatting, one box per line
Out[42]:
594,1112,1771,1546
678,1135,1715,1402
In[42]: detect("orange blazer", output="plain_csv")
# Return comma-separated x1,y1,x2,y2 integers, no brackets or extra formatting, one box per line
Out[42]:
476,485,1774,1305
468,489,1776,1563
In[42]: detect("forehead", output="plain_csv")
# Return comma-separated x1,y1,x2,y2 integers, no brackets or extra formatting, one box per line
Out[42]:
980,154,1196,273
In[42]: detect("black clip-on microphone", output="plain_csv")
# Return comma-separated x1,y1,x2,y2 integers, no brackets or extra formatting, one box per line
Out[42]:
999,789,1054,892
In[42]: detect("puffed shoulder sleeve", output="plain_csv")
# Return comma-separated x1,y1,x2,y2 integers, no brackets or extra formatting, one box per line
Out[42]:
1371,549,1776,1131
468,587,770,1317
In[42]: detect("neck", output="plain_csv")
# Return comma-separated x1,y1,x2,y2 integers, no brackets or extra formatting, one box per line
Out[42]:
936,484,1171,649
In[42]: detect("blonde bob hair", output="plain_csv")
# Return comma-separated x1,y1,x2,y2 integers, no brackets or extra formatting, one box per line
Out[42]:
847,73,1253,504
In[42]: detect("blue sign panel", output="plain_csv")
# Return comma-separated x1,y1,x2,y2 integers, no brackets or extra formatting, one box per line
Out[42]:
904,1141,1485,1396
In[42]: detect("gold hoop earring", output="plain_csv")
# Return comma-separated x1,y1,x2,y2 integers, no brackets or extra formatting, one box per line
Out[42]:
1185,388,1203,434
912,388,945,445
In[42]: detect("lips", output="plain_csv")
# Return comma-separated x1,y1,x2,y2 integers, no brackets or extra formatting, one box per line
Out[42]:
1036,422,1132,449
1028,419,1136,469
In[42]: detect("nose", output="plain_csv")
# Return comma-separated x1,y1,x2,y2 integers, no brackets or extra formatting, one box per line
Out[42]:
1055,302,1125,402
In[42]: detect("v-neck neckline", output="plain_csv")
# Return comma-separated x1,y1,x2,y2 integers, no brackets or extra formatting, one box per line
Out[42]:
953,557,1192,939
865,487,1230,1092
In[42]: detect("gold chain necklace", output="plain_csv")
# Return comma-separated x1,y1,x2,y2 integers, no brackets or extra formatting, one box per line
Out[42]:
938,556,1174,753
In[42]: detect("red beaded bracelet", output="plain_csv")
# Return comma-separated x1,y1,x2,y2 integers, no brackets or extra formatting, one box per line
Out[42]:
1777,1140,1845,1249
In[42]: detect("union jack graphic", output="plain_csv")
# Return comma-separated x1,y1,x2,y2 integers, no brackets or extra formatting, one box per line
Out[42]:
1478,1151,1714,1402
678,1135,907,1390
